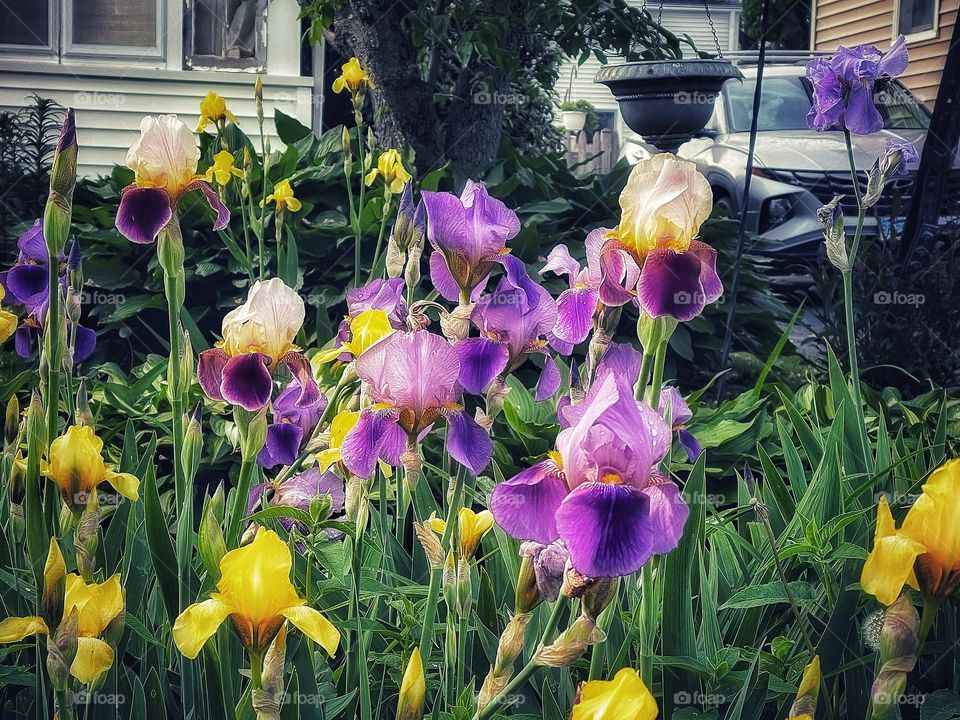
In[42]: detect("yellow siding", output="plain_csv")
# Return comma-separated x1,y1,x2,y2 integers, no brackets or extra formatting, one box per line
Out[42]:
814,0,957,108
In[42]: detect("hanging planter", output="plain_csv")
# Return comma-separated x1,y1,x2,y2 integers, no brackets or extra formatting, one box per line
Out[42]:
561,110,587,134
594,59,741,148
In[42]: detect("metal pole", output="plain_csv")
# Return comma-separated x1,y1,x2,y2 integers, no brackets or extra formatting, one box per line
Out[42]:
715,0,772,400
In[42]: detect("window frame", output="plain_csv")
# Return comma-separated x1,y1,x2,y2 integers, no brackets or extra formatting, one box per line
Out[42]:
183,0,267,72
893,0,940,43
0,0,58,58
62,0,166,62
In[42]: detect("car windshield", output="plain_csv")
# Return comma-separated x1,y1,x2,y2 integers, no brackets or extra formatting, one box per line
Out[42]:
724,75,930,132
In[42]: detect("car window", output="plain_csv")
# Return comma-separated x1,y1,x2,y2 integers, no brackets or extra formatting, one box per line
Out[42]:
724,75,930,132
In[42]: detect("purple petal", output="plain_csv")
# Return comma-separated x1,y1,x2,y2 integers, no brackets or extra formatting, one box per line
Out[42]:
535,354,561,402
6,264,48,307
540,244,581,285
556,482,654,577
445,409,492,476
347,278,407,326
17,220,47,263
519,540,569,602
247,482,273,516
879,35,909,77
422,190,468,254
461,181,520,260
689,241,723,304
597,243,636,307
221,353,273,411
197,348,229,402
554,286,598,345
678,429,702,463
637,248,706,321
658,386,693,427
14,324,36,358
280,352,320,408
456,337,510,395
595,342,642,385
843,82,884,135
341,409,397,479
642,479,690,554
258,423,304,469
497,253,542,312
276,467,345,514
429,250,464,303
490,461,567,544
186,180,230,231
116,186,172,245
72,324,96,363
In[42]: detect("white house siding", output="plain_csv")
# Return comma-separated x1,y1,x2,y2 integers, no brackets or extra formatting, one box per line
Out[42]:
558,1,741,146
0,0,312,177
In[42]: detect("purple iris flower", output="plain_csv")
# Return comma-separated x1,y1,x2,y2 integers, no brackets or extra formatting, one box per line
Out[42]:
421,180,521,303
806,36,909,135
490,371,688,578
881,139,918,176
340,329,495,478
247,467,345,537
658,386,702,463
258,380,329,469
540,227,639,345
457,264,563,401
197,279,319,412
1,221,96,362
116,115,228,245
519,540,569,603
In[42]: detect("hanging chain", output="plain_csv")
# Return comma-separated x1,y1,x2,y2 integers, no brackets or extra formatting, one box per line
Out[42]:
653,0,664,56
702,0,724,57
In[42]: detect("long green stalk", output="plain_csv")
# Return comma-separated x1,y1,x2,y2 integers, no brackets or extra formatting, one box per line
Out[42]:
43,259,62,445
418,465,466,662
472,595,569,720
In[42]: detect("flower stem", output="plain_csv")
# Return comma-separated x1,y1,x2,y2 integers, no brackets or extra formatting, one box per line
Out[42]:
249,650,264,691
917,599,941,653
43,258,62,445
419,465,466,662
228,456,257,546
353,119,368,288
472,595,569,720
349,497,372,720
366,195,392,284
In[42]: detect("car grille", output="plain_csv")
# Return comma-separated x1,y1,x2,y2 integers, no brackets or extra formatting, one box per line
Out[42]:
764,169,960,219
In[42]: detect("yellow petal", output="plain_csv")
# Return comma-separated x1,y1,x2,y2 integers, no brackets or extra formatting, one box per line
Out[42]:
70,637,115,684
0,308,17,344
332,76,347,94
216,527,302,625
329,411,360,448
572,667,658,720
902,459,960,572
397,647,425,720
317,448,342,473
0,616,48,642
861,497,925,606
44,538,66,589
459,508,494,559
105,469,140,501
315,345,348,364
280,604,340,657
47,426,108,501
426,512,445,535
67,573,125,637
344,309,394,358
286,196,302,212
173,598,232,659
364,169,379,187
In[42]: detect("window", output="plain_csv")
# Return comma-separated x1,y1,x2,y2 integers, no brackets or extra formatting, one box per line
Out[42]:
0,0,163,59
185,0,266,70
896,0,939,39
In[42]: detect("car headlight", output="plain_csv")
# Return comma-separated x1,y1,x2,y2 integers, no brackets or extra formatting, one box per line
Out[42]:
760,195,796,232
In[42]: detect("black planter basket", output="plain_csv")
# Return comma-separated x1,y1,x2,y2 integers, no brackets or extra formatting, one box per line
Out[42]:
594,59,741,150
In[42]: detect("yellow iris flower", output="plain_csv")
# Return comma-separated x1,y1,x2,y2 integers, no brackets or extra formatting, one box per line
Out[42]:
332,57,374,95
428,507,494,560
861,459,960,605
364,149,412,195
317,410,360,472
315,309,394,364
787,655,821,720
0,540,125,685
0,284,17,343
263,178,302,212
173,527,340,658
205,150,243,187
571,667,658,720
42,425,140,512
397,647,426,720
196,91,238,133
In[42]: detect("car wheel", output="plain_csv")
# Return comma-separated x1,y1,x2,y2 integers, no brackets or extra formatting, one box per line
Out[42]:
714,194,735,214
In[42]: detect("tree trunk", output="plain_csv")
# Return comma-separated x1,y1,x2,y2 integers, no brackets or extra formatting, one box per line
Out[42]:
328,1,446,172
